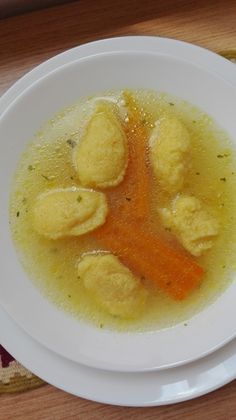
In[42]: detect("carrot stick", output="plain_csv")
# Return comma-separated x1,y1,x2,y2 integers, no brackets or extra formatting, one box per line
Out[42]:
94,216,203,300
108,91,150,221
93,91,204,300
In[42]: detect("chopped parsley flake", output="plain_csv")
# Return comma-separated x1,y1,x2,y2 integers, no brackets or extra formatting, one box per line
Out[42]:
220,177,226,182
66,139,77,148
217,153,230,158
77,195,82,203
28,165,35,171
41,174,50,181
16,211,20,217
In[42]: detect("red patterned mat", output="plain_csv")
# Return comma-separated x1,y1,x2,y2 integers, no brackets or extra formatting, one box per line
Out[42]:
0,345,44,393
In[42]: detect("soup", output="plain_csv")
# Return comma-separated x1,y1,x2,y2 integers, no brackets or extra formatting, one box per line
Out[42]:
9,89,236,331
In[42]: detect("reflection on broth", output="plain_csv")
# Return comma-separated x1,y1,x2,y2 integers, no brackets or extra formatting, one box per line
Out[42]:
10,89,236,331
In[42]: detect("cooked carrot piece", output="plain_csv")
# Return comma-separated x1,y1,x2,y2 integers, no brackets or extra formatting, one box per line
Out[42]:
93,91,204,300
108,91,150,221
94,217,203,300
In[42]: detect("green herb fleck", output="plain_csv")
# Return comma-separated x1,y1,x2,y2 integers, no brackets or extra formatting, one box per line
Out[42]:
222,265,226,269
22,197,27,204
16,211,20,217
220,177,226,182
70,176,74,180
192,120,196,124
28,165,35,171
68,294,71,298
77,195,82,203
41,174,50,181
195,172,200,175
232,172,235,175
165,227,172,232
184,323,188,327
169,102,174,106
77,276,81,280
217,153,230,158
66,139,77,148
99,323,104,329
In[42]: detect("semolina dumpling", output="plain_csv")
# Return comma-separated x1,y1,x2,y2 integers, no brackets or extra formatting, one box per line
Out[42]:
74,104,128,188
78,253,148,318
159,195,219,257
149,115,190,194
32,188,108,239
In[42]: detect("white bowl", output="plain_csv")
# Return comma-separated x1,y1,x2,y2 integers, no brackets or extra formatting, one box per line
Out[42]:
1,41,236,372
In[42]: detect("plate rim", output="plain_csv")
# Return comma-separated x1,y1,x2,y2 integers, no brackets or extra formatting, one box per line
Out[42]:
1,36,236,405
1,300,236,406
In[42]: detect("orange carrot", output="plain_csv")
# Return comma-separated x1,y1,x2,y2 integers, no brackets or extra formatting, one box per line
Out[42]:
93,91,204,300
94,216,203,300
108,91,150,221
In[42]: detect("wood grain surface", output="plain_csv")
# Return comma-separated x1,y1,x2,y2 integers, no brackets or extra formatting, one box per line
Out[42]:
1,0,236,418
0,0,76,19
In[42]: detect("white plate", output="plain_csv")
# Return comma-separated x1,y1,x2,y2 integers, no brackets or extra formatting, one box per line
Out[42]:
1,36,236,405
1,302,236,406
1,37,236,373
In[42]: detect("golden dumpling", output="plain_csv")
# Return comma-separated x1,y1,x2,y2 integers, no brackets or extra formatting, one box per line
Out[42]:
149,116,190,194
160,195,219,256
73,105,128,188
32,188,108,239
78,253,148,318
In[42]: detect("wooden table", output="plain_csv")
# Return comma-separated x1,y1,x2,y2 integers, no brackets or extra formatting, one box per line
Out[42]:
1,0,236,418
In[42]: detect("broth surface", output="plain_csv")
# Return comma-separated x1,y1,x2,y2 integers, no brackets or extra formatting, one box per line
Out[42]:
10,90,236,331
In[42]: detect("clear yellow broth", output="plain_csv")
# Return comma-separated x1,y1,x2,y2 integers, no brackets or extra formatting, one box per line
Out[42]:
9,89,236,331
